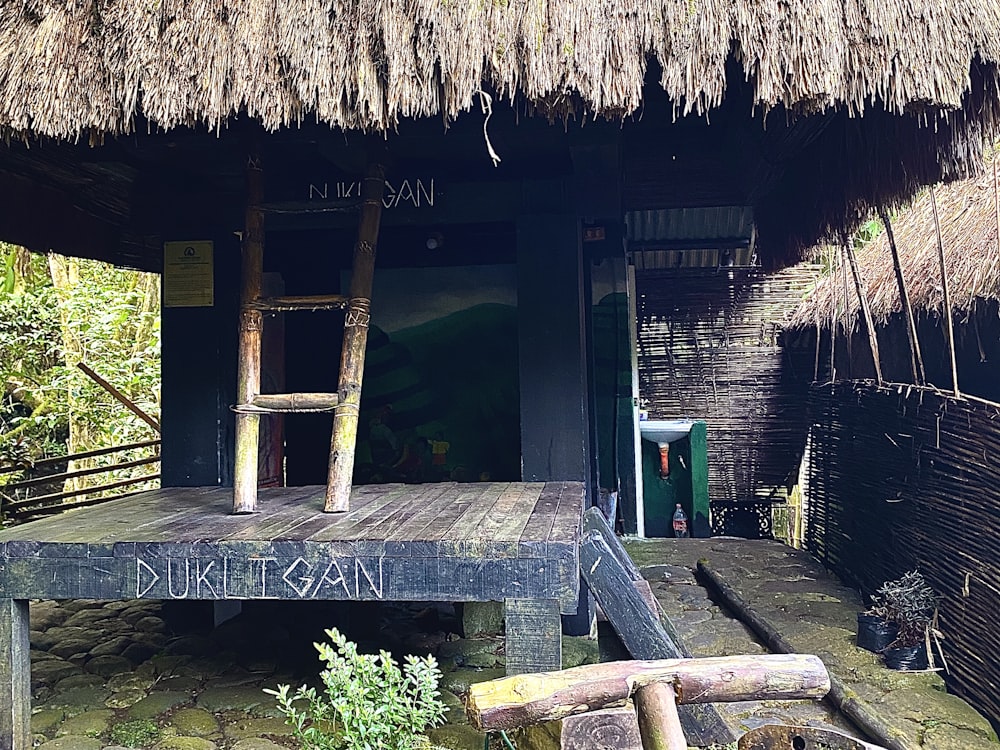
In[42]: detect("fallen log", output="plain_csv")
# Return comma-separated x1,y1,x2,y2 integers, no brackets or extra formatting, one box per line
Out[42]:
634,682,687,750
466,653,830,731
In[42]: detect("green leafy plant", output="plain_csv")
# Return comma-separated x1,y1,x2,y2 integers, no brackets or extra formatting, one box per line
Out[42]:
109,719,161,747
266,627,448,750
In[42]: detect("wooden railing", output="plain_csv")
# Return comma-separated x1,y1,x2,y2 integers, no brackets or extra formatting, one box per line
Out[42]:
0,439,160,520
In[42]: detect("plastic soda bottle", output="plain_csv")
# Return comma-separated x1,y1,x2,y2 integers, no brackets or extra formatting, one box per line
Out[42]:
672,504,689,538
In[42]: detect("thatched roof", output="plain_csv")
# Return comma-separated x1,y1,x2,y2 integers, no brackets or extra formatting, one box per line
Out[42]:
1,1,1000,138
786,148,1000,329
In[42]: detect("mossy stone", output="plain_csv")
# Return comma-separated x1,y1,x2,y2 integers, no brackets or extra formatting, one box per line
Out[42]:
426,723,486,750
31,708,65,735
126,691,192,719
170,708,221,737
56,709,114,737
440,668,506,697
151,737,218,750
37,736,102,750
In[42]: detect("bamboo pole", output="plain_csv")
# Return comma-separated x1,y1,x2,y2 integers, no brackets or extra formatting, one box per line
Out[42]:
233,153,265,514
878,210,925,385
77,362,161,433
843,242,883,384
326,163,385,512
635,683,687,750
929,186,960,397
841,243,852,378
829,247,837,381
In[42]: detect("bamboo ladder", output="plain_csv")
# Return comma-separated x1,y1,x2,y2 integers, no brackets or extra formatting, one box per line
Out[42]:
232,153,385,514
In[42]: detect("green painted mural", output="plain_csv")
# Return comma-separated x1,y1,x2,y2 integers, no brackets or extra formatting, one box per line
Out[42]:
352,266,520,484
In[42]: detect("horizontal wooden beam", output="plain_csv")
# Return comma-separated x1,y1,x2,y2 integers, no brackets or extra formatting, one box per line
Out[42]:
467,653,830,731
0,439,160,476
244,294,348,312
236,392,339,413
5,473,161,513
2,455,160,492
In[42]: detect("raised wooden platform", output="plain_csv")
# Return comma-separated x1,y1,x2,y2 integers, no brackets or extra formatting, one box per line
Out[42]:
0,481,583,749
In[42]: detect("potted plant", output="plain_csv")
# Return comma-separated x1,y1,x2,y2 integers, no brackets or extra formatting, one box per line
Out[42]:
856,595,899,654
861,571,938,670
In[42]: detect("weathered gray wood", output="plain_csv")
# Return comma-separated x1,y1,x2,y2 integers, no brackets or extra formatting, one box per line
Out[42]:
326,162,386,512
0,599,30,750
467,653,830,731
561,708,642,750
0,483,582,609
505,598,562,675
583,506,642,581
634,682,686,750
579,530,735,745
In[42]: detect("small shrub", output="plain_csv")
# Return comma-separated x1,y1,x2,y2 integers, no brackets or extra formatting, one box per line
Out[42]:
266,627,448,750
109,719,161,748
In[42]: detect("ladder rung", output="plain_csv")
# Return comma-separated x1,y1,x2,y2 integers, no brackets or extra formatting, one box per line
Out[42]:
235,392,339,413
245,295,348,312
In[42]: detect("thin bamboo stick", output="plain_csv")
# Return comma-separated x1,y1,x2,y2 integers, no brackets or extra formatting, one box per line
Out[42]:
4,472,160,512
233,152,265,514
841,244,852,378
843,242,883,384
77,362,161,433
829,247,837,381
325,162,386,513
878,210,925,385
0,439,160,475
929,186,960,397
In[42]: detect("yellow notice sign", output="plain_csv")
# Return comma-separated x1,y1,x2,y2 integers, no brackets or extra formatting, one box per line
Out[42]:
164,241,214,307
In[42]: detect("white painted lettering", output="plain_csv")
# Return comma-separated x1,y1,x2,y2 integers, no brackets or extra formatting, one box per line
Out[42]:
311,559,351,597
416,179,434,207
195,560,217,598
167,559,190,599
282,557,314,597
356,558,384,599
309,182,328,199
136,558,161,598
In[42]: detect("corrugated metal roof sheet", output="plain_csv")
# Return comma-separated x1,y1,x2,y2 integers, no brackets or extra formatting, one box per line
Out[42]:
626,206,754,243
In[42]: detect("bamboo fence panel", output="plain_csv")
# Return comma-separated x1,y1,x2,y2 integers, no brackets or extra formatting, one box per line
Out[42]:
805,380,1000,722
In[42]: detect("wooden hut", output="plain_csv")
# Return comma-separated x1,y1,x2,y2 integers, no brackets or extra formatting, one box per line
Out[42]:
1,3,1000,747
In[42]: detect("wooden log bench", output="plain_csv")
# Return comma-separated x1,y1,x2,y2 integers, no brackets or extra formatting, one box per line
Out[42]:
0,481,584,749
467,653,832,750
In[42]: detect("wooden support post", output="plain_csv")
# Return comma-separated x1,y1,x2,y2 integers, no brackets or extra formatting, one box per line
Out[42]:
634,682,687,750
325,163,385,512
505,598,562,675
466,653,830,730
843,242,882,384
879,210,925,385
929,186,960,397
233,154,265,514
0,599,30,750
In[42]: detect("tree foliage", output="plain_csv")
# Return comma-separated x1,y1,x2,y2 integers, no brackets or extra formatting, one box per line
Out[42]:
0,243,160,497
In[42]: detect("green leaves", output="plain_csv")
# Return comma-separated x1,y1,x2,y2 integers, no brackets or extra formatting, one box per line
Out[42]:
266,627,448,750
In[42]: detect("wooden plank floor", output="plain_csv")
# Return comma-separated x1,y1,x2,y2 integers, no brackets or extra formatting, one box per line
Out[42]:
0,482,583,613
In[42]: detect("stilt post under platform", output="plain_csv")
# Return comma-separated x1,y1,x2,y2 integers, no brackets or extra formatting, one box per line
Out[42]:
0,599,30,750
325,163,385,512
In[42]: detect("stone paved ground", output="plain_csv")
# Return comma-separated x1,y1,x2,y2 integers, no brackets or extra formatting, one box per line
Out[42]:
26,598,590,750
624,538,1000,750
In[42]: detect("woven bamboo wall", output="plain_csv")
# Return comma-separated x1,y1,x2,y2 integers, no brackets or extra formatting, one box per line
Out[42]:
806,380,1000,723
636,266,818,536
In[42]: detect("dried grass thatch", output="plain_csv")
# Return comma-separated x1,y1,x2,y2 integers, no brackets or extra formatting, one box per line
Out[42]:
787,147,1000,329
1,1,1000,139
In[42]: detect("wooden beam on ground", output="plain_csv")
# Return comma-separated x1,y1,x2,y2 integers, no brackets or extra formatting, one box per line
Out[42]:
466,653,830,731
0,599,30,750
698,560,916,750
579,528,736,745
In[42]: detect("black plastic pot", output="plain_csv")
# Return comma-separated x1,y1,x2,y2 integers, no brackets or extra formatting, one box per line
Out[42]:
856,613,899,653
883,643,929,671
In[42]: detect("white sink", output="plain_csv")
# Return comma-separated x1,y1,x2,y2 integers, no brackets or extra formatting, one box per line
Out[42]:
639,419,695,447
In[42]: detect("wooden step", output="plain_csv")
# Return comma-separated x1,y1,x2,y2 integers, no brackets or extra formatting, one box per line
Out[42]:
235,392,339,413
244,294,348,312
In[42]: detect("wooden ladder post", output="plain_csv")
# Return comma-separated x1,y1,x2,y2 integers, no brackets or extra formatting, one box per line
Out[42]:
325,163,385,512
233,153,265,514
634,682,687,750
